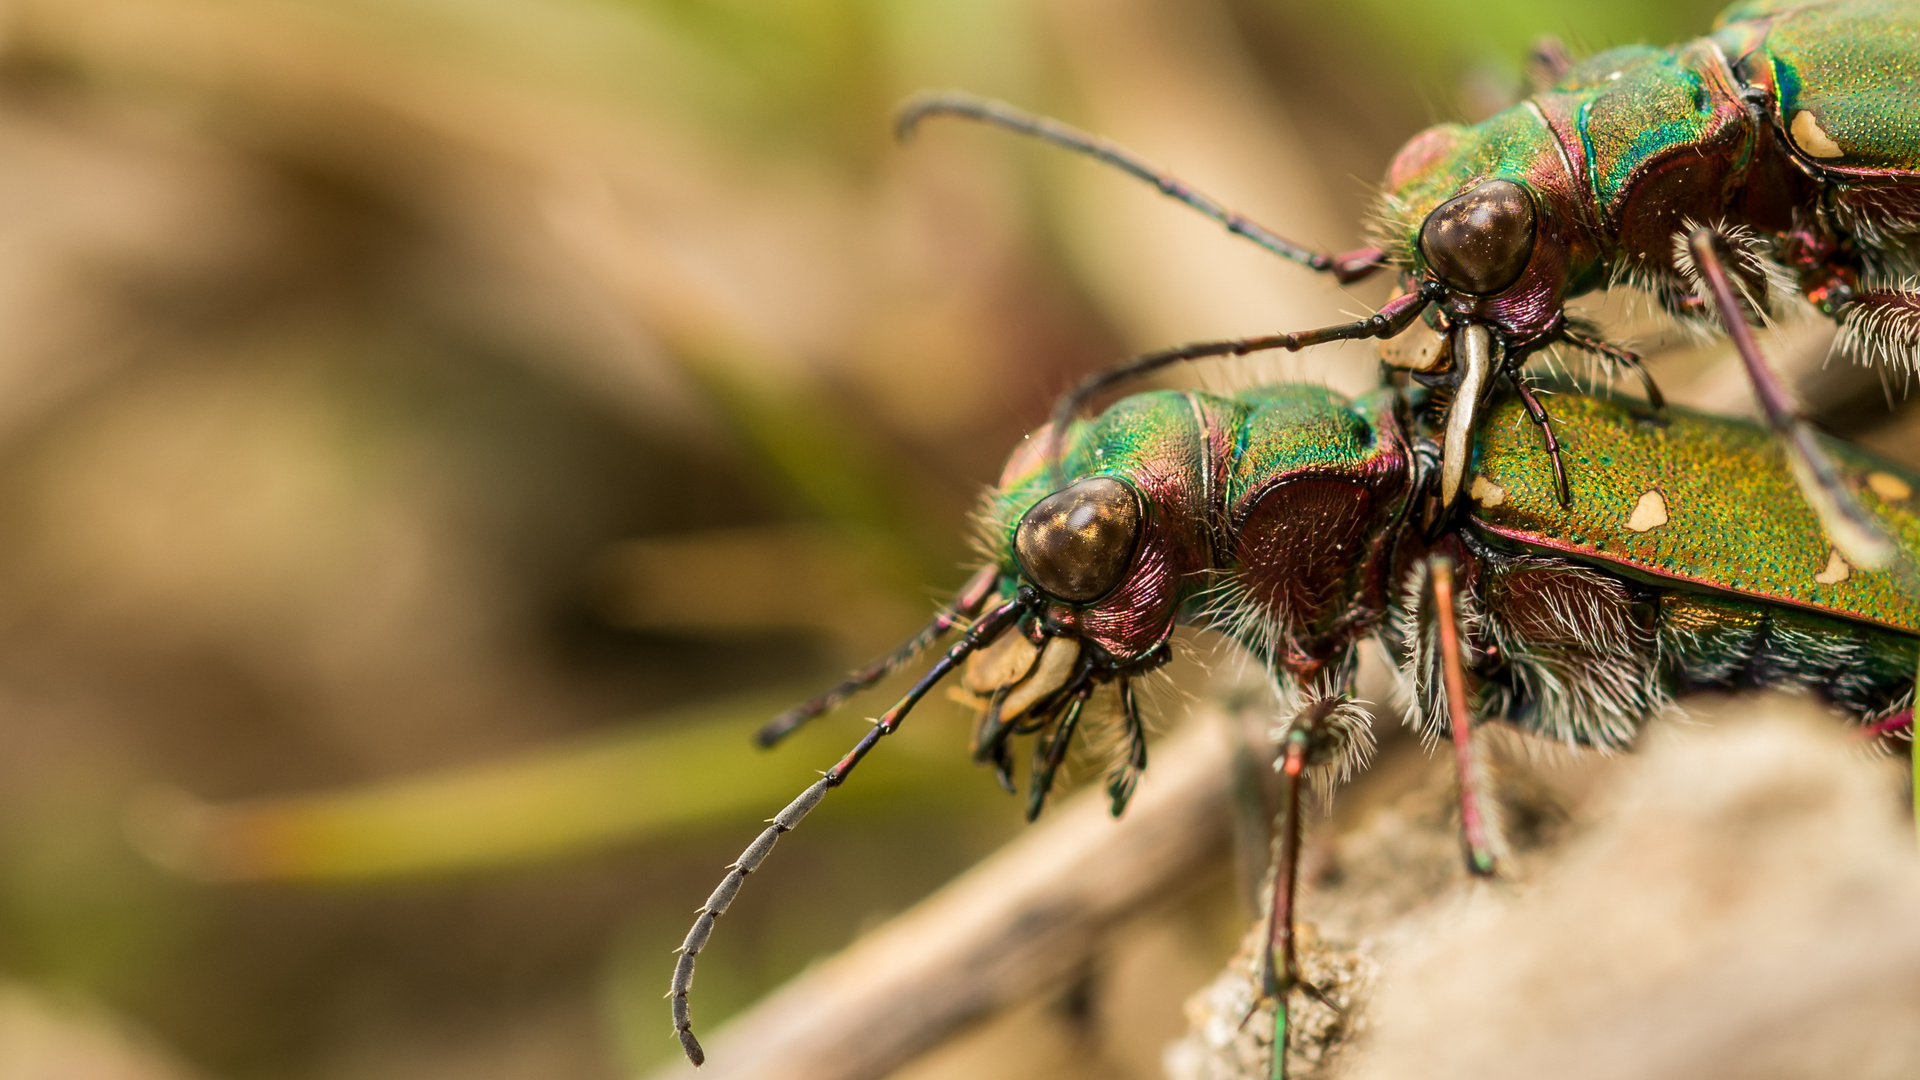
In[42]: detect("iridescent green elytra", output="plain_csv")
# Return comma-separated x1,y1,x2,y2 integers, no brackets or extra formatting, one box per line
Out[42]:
1470,393,1920,634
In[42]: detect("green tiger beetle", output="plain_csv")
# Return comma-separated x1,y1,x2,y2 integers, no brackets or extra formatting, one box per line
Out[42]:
896,0,1920,575
673,2,1920,1070
671,380,1920,1072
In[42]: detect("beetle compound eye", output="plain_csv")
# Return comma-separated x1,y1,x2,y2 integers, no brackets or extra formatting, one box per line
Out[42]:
1419,179,1537,296
1014,477,1142,603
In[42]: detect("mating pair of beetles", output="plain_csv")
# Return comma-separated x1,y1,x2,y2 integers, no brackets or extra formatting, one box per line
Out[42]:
673,1,1920,1074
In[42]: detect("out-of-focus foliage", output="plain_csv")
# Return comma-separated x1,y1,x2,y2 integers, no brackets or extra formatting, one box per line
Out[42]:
0,0,1817,1079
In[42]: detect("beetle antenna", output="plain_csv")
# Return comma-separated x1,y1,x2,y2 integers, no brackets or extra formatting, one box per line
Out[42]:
670,589,1035,1067
756,565,1002,747
895,90,1386,284
1045,284,1441,481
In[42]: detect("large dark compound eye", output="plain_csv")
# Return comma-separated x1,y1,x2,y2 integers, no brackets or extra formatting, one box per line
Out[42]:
1014,477,1142,603
1419,179,1537,295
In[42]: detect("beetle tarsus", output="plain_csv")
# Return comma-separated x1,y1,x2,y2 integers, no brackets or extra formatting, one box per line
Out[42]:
1559,328,1665,409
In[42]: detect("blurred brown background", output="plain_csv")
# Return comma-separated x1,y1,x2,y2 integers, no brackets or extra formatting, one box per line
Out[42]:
0,1,1863,1078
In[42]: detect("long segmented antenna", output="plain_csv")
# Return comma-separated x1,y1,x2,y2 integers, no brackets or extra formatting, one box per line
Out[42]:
895,91,1387,284
755,565,1001,747
1047,283,1443,476
1686,227,1899,571
670,589,1035,1066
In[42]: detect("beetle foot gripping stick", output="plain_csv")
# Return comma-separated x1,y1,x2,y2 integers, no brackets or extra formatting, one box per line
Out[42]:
1260,695,1373,1080
899,2,1920,559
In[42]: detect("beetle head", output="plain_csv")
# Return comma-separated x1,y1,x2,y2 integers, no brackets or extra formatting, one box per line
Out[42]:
1377,106,1600,351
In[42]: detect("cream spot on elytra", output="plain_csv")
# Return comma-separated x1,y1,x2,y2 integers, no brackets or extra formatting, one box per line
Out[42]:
1792,110,1845,158
1470,475,1507,507
1868,471,1913,501
1815,549,1851,586
1625,489,1668,532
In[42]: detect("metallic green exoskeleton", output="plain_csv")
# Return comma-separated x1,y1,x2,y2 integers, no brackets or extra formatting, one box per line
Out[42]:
671,379,1920,1069
899,0,1920,574
679,4,1920,1067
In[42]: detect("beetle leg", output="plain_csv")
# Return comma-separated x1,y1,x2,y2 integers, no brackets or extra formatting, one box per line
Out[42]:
672,590,1035,1066
1107,678,1149,817
1428,556,1501,877
758,566,1002,746
1257,692,1366,1080
896,91,1388,284
1258,698,1320,1080
1558,327,1666,408
1505,370,1573,506
1025,683,1093,821
1687,228,1900,571
1048,284,1442,481
1860,709,1913,740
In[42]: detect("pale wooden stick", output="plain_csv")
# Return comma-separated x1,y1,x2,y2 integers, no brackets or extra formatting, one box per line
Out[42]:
646,711,1236,1080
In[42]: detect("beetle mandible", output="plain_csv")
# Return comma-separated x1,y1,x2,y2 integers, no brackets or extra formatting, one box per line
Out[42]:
896,0,1920,573
670,379,1920,1071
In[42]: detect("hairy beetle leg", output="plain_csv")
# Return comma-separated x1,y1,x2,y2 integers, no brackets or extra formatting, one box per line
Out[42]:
1259,700,1323,1080
1559,328,1665,409
1687,227,1900,572
1429,556,1502,877
1835,287,1920,375
1860,709,1913,739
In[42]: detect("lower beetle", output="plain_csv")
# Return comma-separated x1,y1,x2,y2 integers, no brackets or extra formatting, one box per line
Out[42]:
671,382,1919,1070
